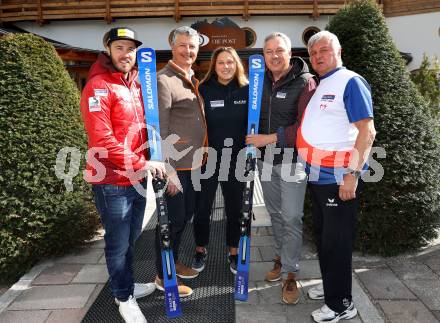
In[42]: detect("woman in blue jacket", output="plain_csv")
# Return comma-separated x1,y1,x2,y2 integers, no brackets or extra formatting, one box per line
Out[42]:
192,47,249,274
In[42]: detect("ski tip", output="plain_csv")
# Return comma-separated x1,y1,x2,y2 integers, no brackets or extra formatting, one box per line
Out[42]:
234,291,249,302
166,308,182,319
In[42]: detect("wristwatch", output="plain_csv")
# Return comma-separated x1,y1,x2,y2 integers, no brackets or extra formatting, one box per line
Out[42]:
346,168,362,179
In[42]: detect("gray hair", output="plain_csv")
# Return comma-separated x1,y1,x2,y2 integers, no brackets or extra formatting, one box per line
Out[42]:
264,32,292,50
307,30,341,51
170,26,199,46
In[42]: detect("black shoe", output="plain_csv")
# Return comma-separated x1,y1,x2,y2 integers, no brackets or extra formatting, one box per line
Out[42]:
228,254,238,275
191,249,207,272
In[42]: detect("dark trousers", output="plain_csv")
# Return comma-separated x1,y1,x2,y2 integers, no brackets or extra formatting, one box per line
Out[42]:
155,170,196,279
309,181,363,313
193,161,244,249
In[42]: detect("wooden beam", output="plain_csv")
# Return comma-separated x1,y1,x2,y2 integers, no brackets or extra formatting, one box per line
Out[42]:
174,0,180,22
105,0,111,24
243,0,249,20
37,0,44,25
56,49,98,62
312,0,319,19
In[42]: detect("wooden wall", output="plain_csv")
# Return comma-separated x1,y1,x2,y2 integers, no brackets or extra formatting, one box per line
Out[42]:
383,0,440,17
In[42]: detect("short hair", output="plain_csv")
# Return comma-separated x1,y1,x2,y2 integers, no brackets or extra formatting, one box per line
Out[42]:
201,46,248,88
263,32,292,51
170,26,199,46
307,30,341,52
102,31,110,48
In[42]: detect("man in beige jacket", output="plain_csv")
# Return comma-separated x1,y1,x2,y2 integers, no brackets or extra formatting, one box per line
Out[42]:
153,26,207,297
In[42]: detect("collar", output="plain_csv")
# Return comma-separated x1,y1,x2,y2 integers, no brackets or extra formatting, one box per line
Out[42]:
320,66,345,80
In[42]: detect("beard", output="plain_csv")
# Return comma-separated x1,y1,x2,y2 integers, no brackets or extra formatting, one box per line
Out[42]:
109,50,135,75
111,57,134,74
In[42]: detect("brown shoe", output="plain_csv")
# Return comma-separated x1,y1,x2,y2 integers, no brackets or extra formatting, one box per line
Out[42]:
282,272,299,304
154,276,193,298
175,260,199,279
265,257,282,282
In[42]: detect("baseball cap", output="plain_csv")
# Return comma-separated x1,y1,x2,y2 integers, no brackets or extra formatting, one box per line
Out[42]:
104,27,142,47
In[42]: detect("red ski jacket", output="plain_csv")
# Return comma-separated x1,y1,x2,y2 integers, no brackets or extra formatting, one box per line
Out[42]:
80,53,148,186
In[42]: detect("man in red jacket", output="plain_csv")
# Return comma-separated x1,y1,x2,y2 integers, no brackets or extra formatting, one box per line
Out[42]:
80,27,165,323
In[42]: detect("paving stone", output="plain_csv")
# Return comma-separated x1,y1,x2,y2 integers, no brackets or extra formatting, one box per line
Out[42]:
20,263,53,281
356,267,416,300
259,246,277,262
98,254,106,264
86,239,105,249
249,262,274,282
33,264,83,285
378,300,438,323
296,260,321,280
9,284,96,310
72,265,109,283
236,304,287,323
404,279,440,310
46,308,87,323
251,236,275,247
0,310,51,323
432,310,440,321
250,247,262,262
253,206,272,227
252,227,270,237
352,275,384,323
55,249,103,265
388,261,438,280
255,281,283,305
423,257,440,274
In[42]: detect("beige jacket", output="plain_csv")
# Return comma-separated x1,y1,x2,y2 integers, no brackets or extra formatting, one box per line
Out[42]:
157,61,207,170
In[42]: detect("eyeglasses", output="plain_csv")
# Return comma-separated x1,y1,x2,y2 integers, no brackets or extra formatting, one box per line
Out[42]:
264,48,287,56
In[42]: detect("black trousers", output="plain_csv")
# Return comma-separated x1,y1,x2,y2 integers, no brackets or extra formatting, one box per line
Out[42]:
155,170,196,279
309,181,363,313
193,160,244,249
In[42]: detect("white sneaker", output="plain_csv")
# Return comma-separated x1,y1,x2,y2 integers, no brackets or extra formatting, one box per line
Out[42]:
118,295,147,323
312,303,357,323
308,283,324,300
115,283,156,305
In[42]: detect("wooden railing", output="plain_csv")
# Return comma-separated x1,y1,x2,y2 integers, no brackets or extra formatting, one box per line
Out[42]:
0,0,355,24
383,0,440,17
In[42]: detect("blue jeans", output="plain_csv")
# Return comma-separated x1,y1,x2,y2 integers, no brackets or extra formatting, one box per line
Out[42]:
92,181,146,301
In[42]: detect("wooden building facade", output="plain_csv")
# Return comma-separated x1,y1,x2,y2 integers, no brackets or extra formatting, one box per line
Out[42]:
1,0,439,87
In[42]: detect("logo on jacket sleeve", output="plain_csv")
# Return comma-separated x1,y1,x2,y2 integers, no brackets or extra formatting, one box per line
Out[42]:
94,89,108,97
88,96,101,112
233,100,246,105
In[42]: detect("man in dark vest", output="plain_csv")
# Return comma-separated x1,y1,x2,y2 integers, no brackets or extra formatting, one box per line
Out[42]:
246,31,316,305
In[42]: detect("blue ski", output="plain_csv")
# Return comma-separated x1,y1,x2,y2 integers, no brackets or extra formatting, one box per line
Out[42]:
235,54,265,301
137,48,182,318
